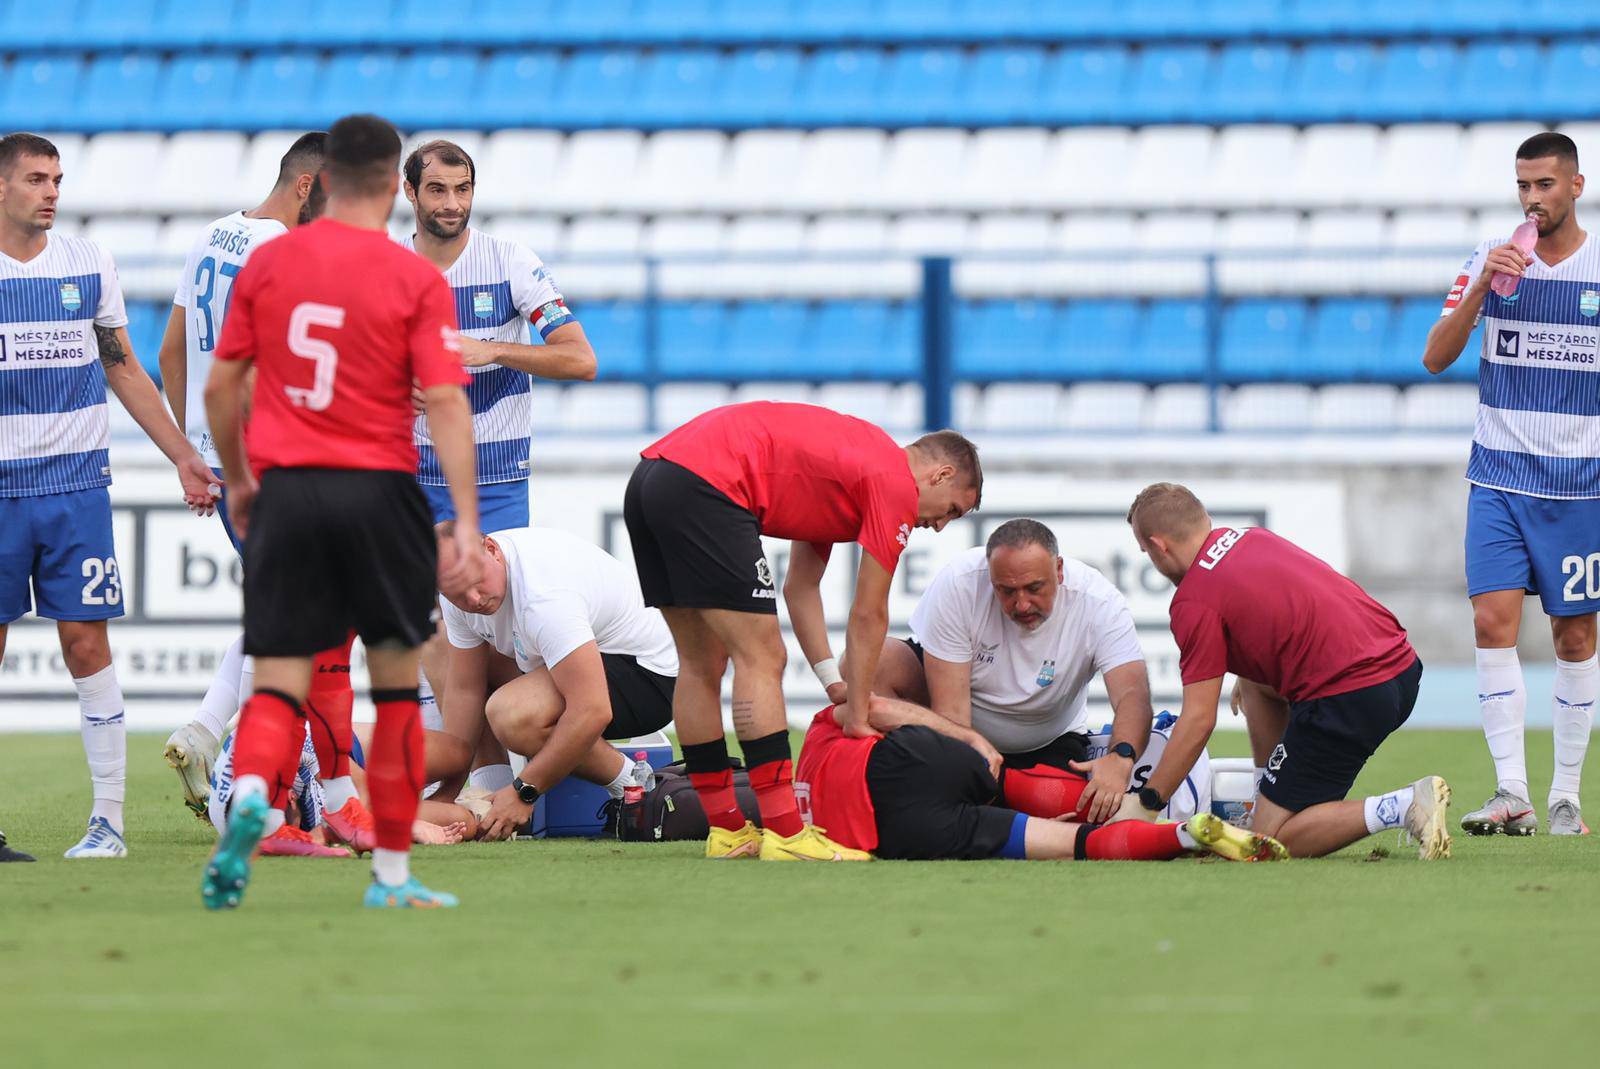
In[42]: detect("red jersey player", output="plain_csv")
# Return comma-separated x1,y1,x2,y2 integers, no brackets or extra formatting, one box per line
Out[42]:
1124,482,1452,860
795,696,1284,862
623,402,981,860
199,114,484,910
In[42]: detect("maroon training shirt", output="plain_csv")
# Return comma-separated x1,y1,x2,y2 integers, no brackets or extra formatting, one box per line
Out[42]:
1169,527,1417,702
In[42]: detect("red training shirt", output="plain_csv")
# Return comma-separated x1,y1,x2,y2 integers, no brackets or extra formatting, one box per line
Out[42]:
214,218,467,477
795,706,881,852
1169,527,1417,702
641,401,920,572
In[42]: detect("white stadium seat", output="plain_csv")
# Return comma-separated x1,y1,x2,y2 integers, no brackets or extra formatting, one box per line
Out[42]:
1372,125,1466,209
1311,384,1402,430
483,216,566,259
475,130,565,213
889,214,972,255
554,216,649,298
622,130,728,214
718,130,807,213
960,128,1050,212
1144,384,1213,432
158,216,215,259
1400,384,1479,431
731,381,815,405
1125,127,1215,211
564,216,644,257
814,382,924,432
1061,383,1147,431
1204,125,1301,210
555,383,649,434
958,214,1054,297
236,131,305,208
73,133,166,213
789,129,887,213
84,216,161,262
1456,123,1548,208
543,130,644,214
1288,125,1381,209
1044,127,1133,210
1389,210,1476,251
969,383,1070,433
642,216,727,258
655,383,735,428
1136,211,1219,252
871,128,969,212
148,132,246,215
1221,384,1315,431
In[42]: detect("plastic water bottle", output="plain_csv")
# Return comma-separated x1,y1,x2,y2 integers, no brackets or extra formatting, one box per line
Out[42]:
1490,215,1539,297
618,752,653,841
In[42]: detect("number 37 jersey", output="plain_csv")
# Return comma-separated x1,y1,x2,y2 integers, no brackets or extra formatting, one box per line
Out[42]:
174,211,289,466
212,218,467,477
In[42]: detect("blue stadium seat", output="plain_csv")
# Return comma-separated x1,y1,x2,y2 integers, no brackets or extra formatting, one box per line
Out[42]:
1366,42,1460,122
714,0,803,44
303,0,399,47
77,55,163,132
1395,298,1478,382
879,0,964,41
0,0,83,50
633,0,722,44
475,52,563,128
1538,42,1600,121
148,0,238,47
536,0,638,45
1116,1,1209,40
725,301,811,377
811,300,914,379
954,300,1063,380
1124,45,1213,124
632,51,725,128
386,51,481,130
1456,43,1545,121
657,301,730,378
315,52,402,124
1134,300,1209,381
233,53,323,130
1528,0,1600,34
953,47,1045,126
125,303,165,382
579,301,648,379
790,48,886,127
151,54,244,130
877,48,967,127
1038,47,1131,125
1196,0,1284,37
1303,298,1393,381
1218,299,1309,382
952,0,1036,38
712,48,803,127
1208,44,1292,123
1060,300,1140,379
224,0,315,47
76,0,160,49
789,0,882,41
1027,0,1129,38
1281,43,1377,123
0,56,83,130
550,51,640,128
881,302,919,378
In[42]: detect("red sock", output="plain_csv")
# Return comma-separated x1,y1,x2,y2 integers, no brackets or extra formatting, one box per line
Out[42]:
305,633,355,779
747,758,804,838
368,688,425,852
688,769,747,832
232,689,305,810
1001,765,1089,818
1084,821,1185,861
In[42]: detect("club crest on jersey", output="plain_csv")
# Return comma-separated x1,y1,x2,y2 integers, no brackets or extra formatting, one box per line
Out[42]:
1581,290,1599,318
472,291,496,319
59,282,81,311
1036,659,1056,688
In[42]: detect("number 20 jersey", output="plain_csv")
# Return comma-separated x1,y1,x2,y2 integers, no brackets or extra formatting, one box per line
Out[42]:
175,211,289,467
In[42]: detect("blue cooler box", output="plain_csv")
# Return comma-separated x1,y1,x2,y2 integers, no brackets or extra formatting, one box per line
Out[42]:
527,732,675,838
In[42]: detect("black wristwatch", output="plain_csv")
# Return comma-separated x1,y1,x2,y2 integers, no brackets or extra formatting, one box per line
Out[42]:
1138,786,1166,812
513,777,541,805
1110,741,1137,761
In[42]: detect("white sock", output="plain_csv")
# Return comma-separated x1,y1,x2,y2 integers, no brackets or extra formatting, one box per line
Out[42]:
1550,654,1598,805
1174,824,1198,850
194,635,247,740
1363,785,1416,834
418,675,443,733
372,847,409,886
320,776,359,811
229,774,286,835
603,755,637,800
237,655,254,730
1476,646,1529,798
75,664,126,834
467,763,515,793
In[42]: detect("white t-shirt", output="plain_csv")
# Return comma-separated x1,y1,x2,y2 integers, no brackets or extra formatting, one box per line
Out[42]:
441,527,677,678
909,546,1144,753
172,211,289,466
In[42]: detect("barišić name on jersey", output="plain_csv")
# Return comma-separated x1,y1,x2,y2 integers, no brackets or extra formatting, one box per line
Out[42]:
401,228,576,487
0,234,126,496
1444,235,1600,499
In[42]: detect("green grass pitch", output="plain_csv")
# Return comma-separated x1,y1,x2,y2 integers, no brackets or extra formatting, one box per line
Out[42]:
2,728,1597,1068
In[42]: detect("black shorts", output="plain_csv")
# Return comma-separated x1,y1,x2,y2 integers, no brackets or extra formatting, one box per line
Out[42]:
865,725,1018,860
622,457,777,614
899,638,1089,775
242,468,438,657
599,653,675,739
1260,657,1424,812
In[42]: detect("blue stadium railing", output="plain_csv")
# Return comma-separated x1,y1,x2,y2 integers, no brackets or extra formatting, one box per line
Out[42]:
124,249,1477,433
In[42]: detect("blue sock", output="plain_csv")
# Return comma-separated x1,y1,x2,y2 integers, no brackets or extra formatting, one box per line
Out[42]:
997,812,1029,860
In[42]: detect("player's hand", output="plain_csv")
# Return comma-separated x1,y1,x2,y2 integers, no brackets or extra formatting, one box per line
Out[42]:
1480,242,1533,283
411,380,426,415
456,336,498,368
225,471,259,539
479,787,532,841
837,698,881,739
438,524,485,594
1103,791,1160,825
965,730,1003,781
1068,753,1136,824
824,681,849,708
177,453,222,516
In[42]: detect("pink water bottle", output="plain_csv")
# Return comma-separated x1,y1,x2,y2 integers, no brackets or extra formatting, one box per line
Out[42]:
1490,215,1539,297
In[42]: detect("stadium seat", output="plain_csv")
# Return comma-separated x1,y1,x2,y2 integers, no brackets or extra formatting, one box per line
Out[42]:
622,132,729,214
717,130,806,212
1455,123,1547,208
151,55,244,131
712,49,803,127
877,49,967,127
1287,125,1381,208
122,301,166,380
1037,47,1131,125
0,0,82,50
1366,42,1460,123
543,131,644,214
954,47,1046,126
1136,212,1219,253
890,214,972,254
723,301,811,377
0,56,84,131
954,300,1063,380
1281,44,1377,123
1124,46,1213,124
76,55,163,133
1396,298,1479,382
550,51,640,128
303,0,397,46
1218,299,1308,382
1303,298,1393,381
75,0,160,48
655,382,734,428
960,128,1050,211
565,217,644,259
1389,210,1477,251
872,129,968,212
655,301,731,378
641,216,727,259
577,301,647,379
632,51,725,128
486,216,566,258
1059,300,1140,379
1202,125,1301,209
233,130,310,204
555,383,648,433
315,52,402,123
813,300,918,380
968,382,1068,433
1220,383,1315,430
1207,45,1292,124
1311,384,1401,429
1373,125,1466,208
72,133,166,214
814,381,924,430
85,216,161,266
789,129,887,212
1456,43,1546,122
789,0,883,41
474,130,565,213
1125,127,1214,210
1145,382,1213,431
1061,383,1147,431
233,54,323,130
1538,42,1600,122
534,0,637,45
385,51,481,130
790,48,886,127
471,53,562,129
1134,299,1210,381
1044,127,1133,210
226,0,316,48
1400,383,1478,430
148,132,249,215
146,0,238,47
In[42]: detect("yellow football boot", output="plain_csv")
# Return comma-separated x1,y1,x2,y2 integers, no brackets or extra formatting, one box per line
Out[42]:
759,824,873,861
705,821,763,859
1185,811,1290,862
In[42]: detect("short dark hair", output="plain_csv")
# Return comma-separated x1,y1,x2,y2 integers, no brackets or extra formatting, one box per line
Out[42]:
404,139,476,191
909,429,983,509
276,131,327,187
323,114,401,197
986,518,1058,558
0,132,59,177
1517,131,1579,170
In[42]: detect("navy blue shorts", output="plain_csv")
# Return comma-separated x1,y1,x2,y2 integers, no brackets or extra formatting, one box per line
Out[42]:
421,478,529,534
1466,484,1600,616
0,487,123,624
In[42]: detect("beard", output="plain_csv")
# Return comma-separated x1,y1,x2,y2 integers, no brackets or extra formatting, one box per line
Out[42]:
1534,207,1567,236
420,209,469,239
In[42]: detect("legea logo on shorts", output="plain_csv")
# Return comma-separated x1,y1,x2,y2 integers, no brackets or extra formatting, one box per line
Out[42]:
754,559,773,587
1267,743,1287,772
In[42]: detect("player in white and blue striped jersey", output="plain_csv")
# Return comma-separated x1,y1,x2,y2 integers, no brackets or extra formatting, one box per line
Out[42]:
1425,131,1599,837
156,132,328,819
0,133,218,858
400,139,596,534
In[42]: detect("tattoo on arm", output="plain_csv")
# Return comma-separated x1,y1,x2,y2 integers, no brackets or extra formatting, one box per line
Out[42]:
94,325,128,370
732,699,756,735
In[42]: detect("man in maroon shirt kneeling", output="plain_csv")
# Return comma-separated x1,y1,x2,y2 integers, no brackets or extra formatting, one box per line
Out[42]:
1125,483,1453,860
